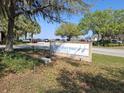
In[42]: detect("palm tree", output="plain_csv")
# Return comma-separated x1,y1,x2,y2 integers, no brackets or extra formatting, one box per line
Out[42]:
0,0,89,52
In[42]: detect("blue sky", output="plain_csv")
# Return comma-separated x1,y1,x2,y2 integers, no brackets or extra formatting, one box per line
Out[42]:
34,0,124,39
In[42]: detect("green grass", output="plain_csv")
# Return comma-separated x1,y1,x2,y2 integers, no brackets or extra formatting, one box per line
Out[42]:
0,52,124,93
0,51,42,74
37,54,124,93
93,53,124,66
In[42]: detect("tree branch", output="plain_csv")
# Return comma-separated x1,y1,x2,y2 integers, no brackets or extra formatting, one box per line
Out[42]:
15,4,52,17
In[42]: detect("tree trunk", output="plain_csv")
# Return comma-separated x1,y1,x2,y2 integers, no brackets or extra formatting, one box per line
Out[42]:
97,32,100,46
5,17,15,52
5,0,15,52
31,33,34,42
24,32,27,40
16,35,19,41
67,36,72,41
31,33,34,40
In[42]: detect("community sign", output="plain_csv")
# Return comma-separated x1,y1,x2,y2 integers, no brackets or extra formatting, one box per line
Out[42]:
51,42,92,62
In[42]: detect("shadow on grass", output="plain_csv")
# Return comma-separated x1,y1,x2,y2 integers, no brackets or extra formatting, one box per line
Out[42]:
0,49,46,78
101,66,124,80
0,51,7,78
15,48,50,58
67,60,81,67
45,89,63,93
2,51,44,64
57,57,82,67
47,68,124,93
0,63,7,78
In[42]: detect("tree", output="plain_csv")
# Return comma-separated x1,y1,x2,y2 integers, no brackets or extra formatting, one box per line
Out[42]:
79,10,113,36
15,15,40,40
1,15,40,41
0,0,89,52
112,10,124,35
55,23,82,41
79,9,124,41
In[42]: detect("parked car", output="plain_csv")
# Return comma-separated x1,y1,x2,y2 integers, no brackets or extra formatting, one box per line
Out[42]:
22,39,30,43
35,38,42,42
31,39,38,43
31,39,42,43
43,39,49,42
111,39,123,44
55,39,60,41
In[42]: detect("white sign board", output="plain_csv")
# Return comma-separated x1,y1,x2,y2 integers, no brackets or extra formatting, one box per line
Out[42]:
52,43,89,57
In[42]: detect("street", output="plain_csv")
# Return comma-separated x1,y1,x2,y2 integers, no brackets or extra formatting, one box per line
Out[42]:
0,43,124,57
93,47,124,57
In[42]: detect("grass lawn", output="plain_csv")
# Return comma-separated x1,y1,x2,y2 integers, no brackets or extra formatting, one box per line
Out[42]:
0,50,124,93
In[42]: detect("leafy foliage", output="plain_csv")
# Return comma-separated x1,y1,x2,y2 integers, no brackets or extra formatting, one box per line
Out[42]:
1,15,41,39
79,9,124,37
0,0,89,51
55,23,82,41
15,15,41,39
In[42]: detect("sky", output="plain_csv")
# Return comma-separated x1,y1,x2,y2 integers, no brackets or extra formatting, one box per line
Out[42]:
34,0,124,39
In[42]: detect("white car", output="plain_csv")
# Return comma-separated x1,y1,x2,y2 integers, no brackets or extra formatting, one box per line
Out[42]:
22,39,30,43
111,40,123,44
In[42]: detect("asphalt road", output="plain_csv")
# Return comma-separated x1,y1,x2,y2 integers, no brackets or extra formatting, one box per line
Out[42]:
93,47,124,57
29,43,124,57
0,42,50,50
0,43,124,57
